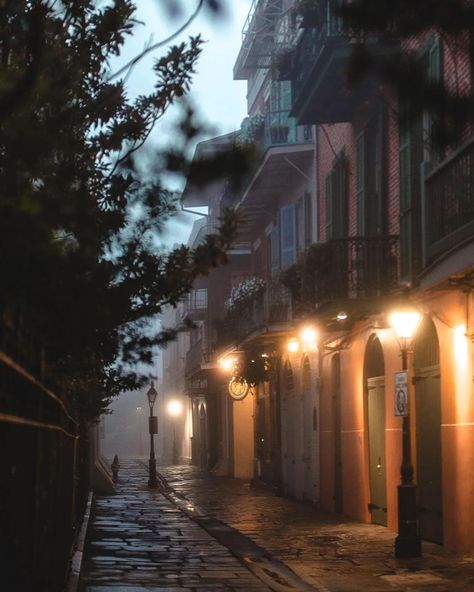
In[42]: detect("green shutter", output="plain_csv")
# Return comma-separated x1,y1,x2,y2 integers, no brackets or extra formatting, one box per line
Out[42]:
280,204,297,269
374,107,384,234
356,132,366,235
334,156,347,238
270,221,280,276
325,173,333,240
428,38,443,163
399,126,412,279
428,38,442,83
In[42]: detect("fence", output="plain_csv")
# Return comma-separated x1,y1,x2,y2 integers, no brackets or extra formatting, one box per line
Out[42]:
0,348,90,591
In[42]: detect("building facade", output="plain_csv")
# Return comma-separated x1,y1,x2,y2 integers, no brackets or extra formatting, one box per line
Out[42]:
170,0,474,557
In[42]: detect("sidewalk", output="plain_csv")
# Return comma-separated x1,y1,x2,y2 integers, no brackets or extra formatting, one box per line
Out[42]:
79,459,273,591
159,464,474,592
79,460,474,592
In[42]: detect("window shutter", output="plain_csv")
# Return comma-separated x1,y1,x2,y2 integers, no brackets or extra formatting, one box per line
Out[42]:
304,191,312,246
270,221,280,276
399,126,412,279
428,38,442,83
325,173,333,240
280,204,297,268
333,157,347,238
428,38,443,163
356,132,366,235
374,107,384,234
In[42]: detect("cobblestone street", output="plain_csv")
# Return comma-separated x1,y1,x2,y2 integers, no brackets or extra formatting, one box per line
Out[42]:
79,460,474,592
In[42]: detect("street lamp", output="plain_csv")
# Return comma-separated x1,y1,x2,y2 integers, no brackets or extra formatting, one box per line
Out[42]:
390,308,422,558
167,399,183,465
146,381,158,488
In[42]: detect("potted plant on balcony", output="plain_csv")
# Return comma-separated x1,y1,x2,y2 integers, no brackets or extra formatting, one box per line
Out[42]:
224,276,266,313
236,114,265,146
271,46,295,81
294,0,322,28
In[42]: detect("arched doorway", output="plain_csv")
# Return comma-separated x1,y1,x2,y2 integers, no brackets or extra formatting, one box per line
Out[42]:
413,316,443,544
281,361,296,497
302,356,315,501
332,354,343,513
198,403,208,469
365,337,387,526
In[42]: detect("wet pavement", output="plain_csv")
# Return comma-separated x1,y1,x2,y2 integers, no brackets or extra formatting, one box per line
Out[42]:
79,460,474,592
79,460,272,591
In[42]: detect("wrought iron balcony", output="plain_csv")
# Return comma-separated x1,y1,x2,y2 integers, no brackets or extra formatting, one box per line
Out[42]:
423,138,474,270
180,289,208,322
185,340,205,377
287,235,400,313
217,282,292,346
290,0,398,124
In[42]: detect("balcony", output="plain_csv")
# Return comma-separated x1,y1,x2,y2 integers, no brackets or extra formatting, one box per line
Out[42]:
180,289,208,322
217,282,292,346
234,0,285,79
290,1,398,124
286,235,400,316
423,138,474,278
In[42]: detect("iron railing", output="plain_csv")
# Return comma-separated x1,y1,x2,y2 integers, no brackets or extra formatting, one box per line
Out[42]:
185,340,204,376
424,138,474,265
292,0,347,98
217,282,292,346
292,235,399,312
0,351,88,592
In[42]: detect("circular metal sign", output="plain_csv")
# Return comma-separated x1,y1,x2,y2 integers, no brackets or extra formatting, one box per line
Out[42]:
228,376,250,400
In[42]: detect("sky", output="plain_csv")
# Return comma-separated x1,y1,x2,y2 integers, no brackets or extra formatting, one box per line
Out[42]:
116,0,252,244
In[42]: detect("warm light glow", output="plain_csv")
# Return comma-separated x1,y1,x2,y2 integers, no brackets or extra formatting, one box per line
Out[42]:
390,310,422,340
300,326,318,351
287,338,300,353
454,324,468,368
167,400,183,417
219,356,236,372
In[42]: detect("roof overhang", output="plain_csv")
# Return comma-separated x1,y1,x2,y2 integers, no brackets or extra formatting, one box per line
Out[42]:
235,143,314,240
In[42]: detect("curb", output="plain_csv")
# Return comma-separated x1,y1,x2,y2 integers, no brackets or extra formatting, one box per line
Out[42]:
66,491,93,592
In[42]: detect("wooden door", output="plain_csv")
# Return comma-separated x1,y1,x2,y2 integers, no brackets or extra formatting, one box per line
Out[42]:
415,365,443,543
367,376,387,526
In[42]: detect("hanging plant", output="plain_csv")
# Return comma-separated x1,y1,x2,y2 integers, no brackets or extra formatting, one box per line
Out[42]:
225,276,266,312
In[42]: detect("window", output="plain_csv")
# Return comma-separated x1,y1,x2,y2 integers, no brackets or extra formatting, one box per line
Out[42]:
325,152,348,240
269,203,298,275
357,106,385,236
399,36,442,281
280,204,297,268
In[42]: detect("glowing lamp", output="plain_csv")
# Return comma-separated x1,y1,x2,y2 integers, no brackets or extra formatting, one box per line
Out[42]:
300,326,317,350
287,338,300,353
390,310,421,340
167,400,183,417
219,356,235,372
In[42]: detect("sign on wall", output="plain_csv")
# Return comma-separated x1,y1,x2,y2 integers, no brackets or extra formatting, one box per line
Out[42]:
394,370,408,416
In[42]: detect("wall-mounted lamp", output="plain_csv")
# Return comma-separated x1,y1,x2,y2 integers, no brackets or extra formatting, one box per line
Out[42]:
287,338,300,353
300,326,317,351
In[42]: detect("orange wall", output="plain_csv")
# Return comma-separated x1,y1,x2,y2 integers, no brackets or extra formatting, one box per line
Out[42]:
233,391,255,480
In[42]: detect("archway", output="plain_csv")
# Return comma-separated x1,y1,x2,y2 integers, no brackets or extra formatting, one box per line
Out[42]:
301,356,315,500
198,403,208,469
281,361,296,497
365,336,387,526
413,316,443,544
332,354,343,513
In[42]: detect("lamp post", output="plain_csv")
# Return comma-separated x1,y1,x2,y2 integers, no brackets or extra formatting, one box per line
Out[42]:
390,309,422,558
146,382,158,488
